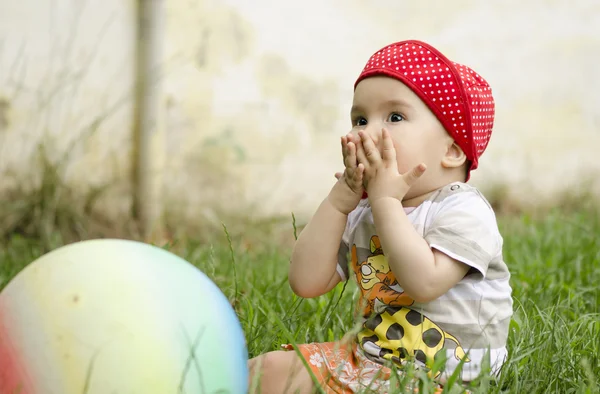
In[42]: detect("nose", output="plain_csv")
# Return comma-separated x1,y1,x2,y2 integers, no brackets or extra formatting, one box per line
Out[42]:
351,122,382,141
366,124,382,142
359,123,383,150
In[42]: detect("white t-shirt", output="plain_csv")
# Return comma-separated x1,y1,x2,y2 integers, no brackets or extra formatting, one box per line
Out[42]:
336,182,513,382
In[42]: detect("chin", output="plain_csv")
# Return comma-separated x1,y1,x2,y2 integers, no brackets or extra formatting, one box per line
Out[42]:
403,182,440,204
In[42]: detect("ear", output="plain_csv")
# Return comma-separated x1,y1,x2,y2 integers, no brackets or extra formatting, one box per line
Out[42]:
441,142,467,168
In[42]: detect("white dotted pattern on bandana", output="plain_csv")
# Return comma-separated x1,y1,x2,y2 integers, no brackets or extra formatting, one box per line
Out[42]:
360,42,495,165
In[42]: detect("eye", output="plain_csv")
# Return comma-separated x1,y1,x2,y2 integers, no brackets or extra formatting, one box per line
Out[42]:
353,116,367,126
388,113,405,122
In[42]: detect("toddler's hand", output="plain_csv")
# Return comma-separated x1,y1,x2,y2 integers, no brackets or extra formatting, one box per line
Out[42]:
328,134,365,215
357,128,426,203
339,134,365,195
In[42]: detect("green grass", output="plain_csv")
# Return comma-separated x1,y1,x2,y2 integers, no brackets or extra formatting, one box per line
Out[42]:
1,209,599,393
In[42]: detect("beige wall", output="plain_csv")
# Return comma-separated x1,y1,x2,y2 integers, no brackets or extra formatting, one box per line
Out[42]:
0,0,136,194
1,0,599,225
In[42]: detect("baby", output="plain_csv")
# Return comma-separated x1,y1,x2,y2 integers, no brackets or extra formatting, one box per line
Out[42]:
248,40,513,393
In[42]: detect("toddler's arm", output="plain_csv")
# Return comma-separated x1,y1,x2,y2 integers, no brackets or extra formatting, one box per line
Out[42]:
371,198,470,303
289,184,350,298
289,135,364,298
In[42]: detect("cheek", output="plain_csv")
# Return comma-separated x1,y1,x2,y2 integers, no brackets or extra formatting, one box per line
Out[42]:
392,139,419,160
391,140,416,172
391,137,440,172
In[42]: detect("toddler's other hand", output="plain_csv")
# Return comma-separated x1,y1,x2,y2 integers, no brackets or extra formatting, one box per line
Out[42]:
328,134,365,215
340,134,365,195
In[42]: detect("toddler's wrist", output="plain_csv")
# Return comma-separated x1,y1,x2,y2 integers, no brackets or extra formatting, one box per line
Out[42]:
369,195,402,211
328,181,361,215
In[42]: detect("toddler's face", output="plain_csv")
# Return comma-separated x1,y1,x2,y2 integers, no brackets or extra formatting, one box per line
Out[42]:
350,76,456,198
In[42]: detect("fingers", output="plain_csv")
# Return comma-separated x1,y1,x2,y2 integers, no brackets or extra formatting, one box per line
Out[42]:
339,133,364,194
355,136,368,166
342,134,358,168
347,141,359,169
358,131,381,166
356,162,365,184
381,128,396,164
344,162,364,191
344,160,361,182
344,156,364,192
403,163,427,185
341,135,348,161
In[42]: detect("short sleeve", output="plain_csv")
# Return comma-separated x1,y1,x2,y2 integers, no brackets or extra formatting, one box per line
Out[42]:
335,202,365,281
424,191,501,280
337,240,350,281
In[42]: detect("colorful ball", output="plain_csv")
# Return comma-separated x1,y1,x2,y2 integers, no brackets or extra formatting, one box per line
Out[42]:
0,239,248,394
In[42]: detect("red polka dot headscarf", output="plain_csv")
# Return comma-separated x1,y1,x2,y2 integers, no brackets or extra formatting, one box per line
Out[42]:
354,40,495,179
